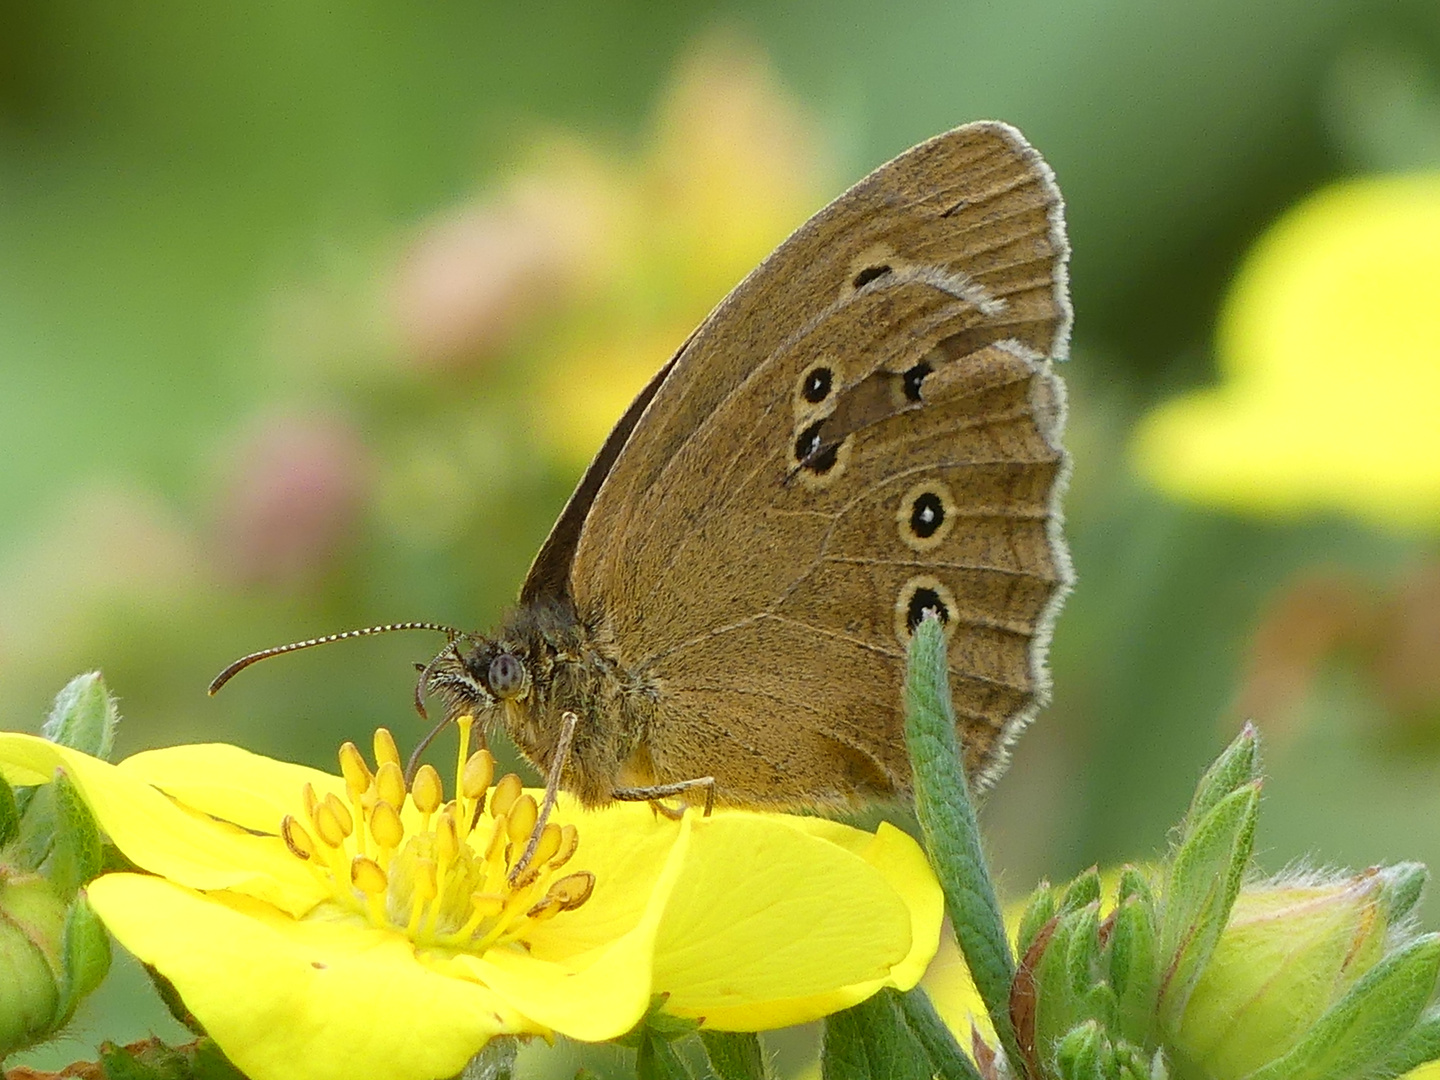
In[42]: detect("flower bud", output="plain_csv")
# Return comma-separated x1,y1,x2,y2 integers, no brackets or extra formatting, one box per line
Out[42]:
1171,868,1397,1079
0,873,66,1056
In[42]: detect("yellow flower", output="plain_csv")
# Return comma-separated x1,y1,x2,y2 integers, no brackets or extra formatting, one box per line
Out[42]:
1133,174,1440,529
0,728,939,1080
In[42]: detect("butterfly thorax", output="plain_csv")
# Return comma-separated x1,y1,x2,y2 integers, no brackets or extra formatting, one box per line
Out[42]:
425,601,660,807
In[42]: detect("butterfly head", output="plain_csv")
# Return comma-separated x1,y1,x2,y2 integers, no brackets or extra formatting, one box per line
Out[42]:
421,635,532,727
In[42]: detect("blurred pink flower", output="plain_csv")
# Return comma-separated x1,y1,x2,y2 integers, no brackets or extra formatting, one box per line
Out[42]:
210,414,369,587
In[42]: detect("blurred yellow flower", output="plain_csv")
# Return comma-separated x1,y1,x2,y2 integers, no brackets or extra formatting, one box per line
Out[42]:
0,728,939,1080
1133,174,1440,529
523,32,836,466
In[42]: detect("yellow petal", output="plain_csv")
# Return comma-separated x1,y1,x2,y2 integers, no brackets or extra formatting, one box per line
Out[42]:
1134,174,1440,529
118,743,345,833
0,734,325,914
453,811,693,1041
88,874,530,1080
654,814,940,1031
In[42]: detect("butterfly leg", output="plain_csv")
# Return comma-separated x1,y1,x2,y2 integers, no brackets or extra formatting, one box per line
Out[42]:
509,711,579,882
612,777,716,818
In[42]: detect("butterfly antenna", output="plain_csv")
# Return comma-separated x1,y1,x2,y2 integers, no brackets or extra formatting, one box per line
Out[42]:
209,623,463,696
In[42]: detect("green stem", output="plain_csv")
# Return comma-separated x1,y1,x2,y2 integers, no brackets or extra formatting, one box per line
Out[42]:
904,614,1022,1073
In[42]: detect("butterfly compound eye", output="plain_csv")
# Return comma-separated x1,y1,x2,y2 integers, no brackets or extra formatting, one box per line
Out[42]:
488,653,527,699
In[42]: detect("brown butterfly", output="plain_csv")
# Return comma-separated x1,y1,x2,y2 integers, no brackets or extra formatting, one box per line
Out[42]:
216,121,1072,815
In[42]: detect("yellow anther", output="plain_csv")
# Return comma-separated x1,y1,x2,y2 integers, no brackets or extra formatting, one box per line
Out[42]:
484,817,508,864
551,823,579,869
338,741,373,798
322,792,354,838
435,809,459,865
373,728,401,770
506,794,538,846
351,856,388,895
375,761,406,810
301,782,320,822
470,892,506,919
313,800,347,848
529,823,563,868
412,764,444,815
490,773,523,818
462,750,495,801
548,870,596,911
370,801,404,850
526,895,564,921
281,815,315,860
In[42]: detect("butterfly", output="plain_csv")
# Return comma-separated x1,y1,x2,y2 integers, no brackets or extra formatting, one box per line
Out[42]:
216,121,1072,814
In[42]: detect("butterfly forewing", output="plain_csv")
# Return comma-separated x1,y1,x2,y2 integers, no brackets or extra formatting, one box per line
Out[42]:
525,121,1071,807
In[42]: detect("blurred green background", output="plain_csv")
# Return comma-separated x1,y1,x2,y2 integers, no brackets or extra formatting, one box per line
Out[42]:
5,0,1440,1065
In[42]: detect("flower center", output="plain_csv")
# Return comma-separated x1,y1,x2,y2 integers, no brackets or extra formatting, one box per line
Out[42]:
280,717,593,950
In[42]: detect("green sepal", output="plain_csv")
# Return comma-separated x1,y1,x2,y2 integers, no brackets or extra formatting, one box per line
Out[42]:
1372,1007,1440,1079
0,772,19,848
636,1031,695,1080
97,1041,185,1080
821,989,933,1080
1157,782,1260,1027
897,987,985,1080
1378,862,1428,925
1183,723,1259,829
903,615,1020,1069
1017,881,1058,960
11,779,58,872
1246,932,1440,1080
461,1036,519,1080
42,671,120,761
699,1031,770,1080
1108,894,1159,1045
188,1038,249,1080
45,769,105,896
53,891,112,1027
615,995,701,1047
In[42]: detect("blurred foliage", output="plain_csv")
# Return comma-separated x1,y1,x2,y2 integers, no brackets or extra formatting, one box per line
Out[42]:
4,0,1440,1070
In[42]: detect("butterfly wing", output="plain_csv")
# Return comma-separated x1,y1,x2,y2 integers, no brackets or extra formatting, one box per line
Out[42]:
522,121,1071,807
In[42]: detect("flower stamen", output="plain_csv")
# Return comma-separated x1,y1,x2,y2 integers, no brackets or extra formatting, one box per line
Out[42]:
279,728,594,955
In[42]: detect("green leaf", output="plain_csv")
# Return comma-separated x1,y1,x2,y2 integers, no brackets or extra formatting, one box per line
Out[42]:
1065,902,1102,1000
1246,933,1440,1080
1033,905,1086,1062
897,987,985,1080
821,989,932,1080
1157,782,1259,1028
0,772,19,849
53,892,112,1026
1060,868,1101,914
1055,1020,1103,1080
42,672,120,761
1116,866,1156,910
903,614,1019,1069
1109,895,1159,1046
1183,724,1258,829
699,1032,770,1080
46,769,105,896
1017,881,1058,960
